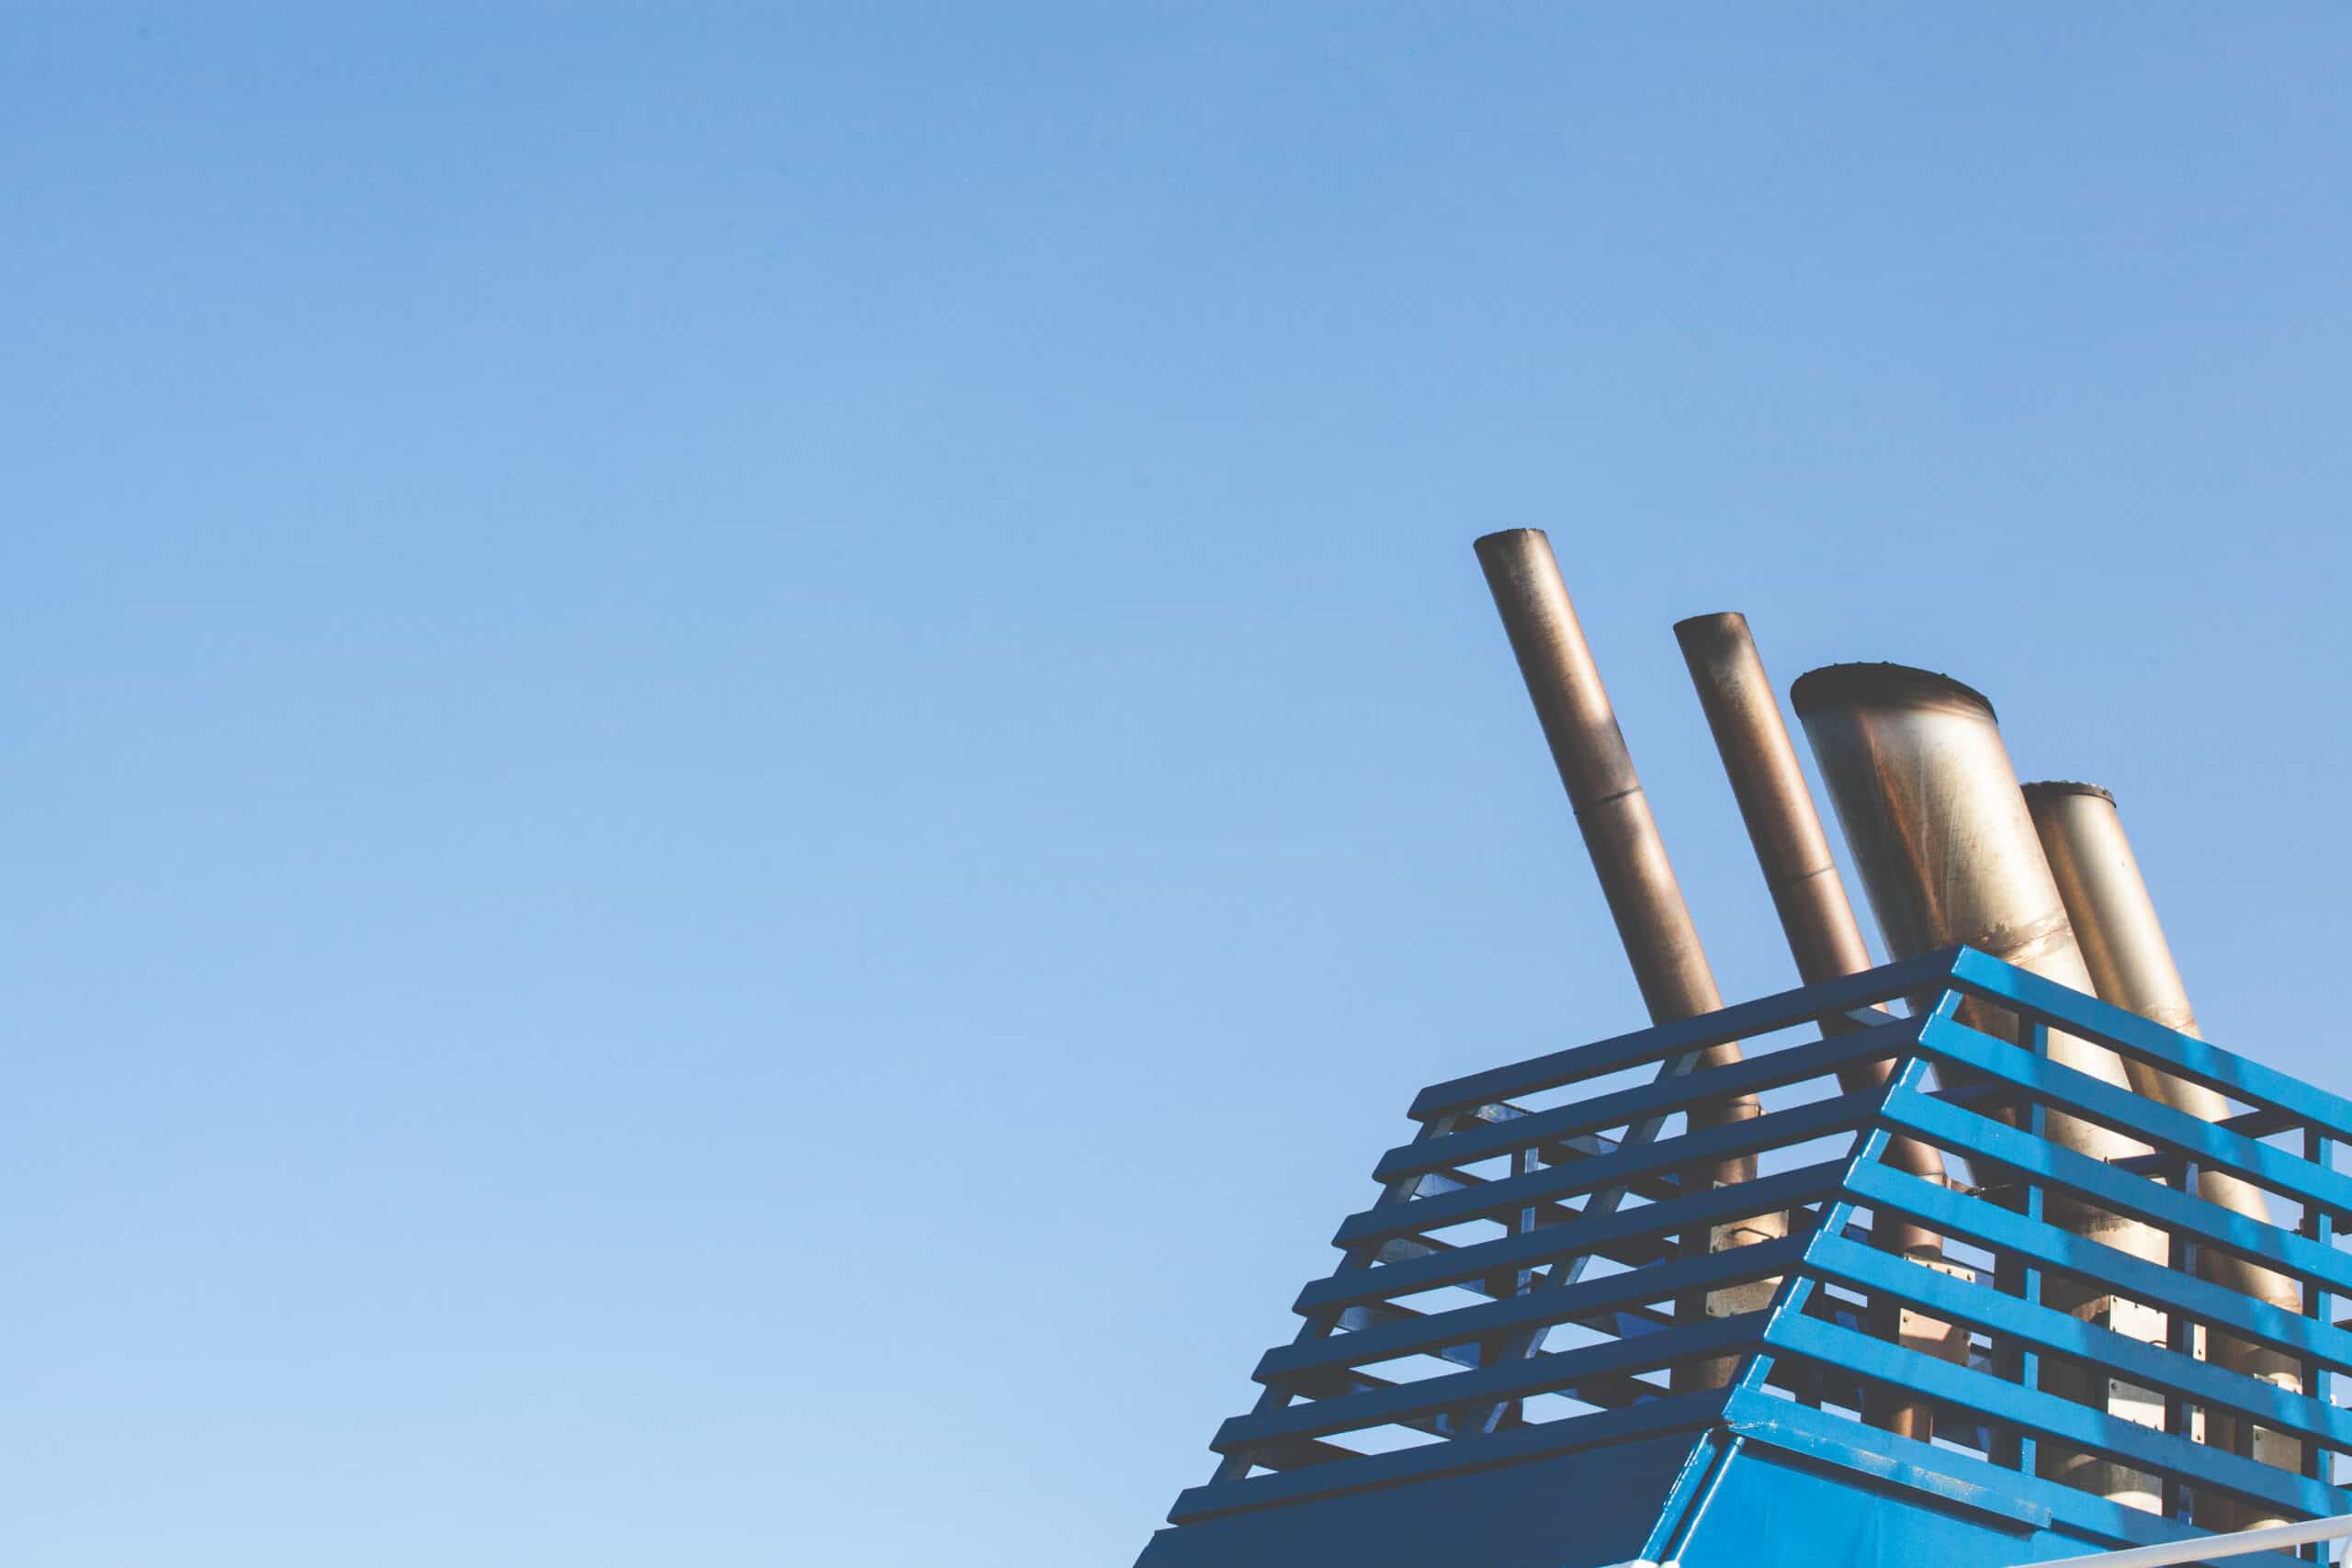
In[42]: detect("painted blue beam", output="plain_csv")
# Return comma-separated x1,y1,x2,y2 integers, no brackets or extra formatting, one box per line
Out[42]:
1374,1021,1917,1183
1216,1314,1758,1453
1408,950,1957,1121
1879,1088,2352,1294
1257,1233,1808,1385
1844,1160,2352,1376
1762,1314,2343,1519
1804,1233,2352,1450
1336,1090,1874,1247
1947,947,2352,1137
1166,1389,1736,1526
1293,1160,1842,1314
1915,1014,2352,1216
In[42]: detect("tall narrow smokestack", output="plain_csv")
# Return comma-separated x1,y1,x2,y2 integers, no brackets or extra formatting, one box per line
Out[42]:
1675,613,1946,1440
2023,781,2304,1528
1475,532,1737,1033
1789,663,2166,1508
1474,531,1770,1387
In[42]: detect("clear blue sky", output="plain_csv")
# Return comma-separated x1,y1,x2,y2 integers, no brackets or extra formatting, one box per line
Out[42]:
6,7,2350,1565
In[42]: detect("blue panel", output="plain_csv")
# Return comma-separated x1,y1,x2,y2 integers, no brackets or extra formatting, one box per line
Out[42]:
1676,1441,2041,1568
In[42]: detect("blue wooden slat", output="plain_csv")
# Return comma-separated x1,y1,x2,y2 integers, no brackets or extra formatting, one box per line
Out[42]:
1803,1233,2352,1451
1407,950,1955,1120
1215,1313,1760,1453
1878,1088,2352,1295
1843,1161,2352,1377
1293,1160,1844,1315
1374,1021,1917,1183
1762,1313,2344,1519
1166,1389,1736,1525
1256,1233,1809,1385
1336,1090,1875,1248
1915,1014,2352,1217
1948,947,2352,1139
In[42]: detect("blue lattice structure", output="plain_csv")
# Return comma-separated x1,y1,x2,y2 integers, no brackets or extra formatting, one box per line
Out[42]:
1134,950,2352,1567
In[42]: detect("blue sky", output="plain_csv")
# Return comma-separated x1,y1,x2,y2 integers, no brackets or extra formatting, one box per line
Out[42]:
6,7,2351,1565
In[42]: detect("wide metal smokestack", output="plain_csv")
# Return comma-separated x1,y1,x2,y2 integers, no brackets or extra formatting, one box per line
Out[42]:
1675,614,1945,1440
1474,531,1770,1387
1789,663,2166,1507
2024,781,2304,1525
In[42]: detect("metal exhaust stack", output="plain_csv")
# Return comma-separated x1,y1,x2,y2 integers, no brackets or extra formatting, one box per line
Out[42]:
1474,530,1774,1389
1674,613,1949,1440
2023,781,2304,1527
1788,663,2167,1508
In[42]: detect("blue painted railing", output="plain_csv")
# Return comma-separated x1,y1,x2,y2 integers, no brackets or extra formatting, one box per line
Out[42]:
1159,948,2352,1555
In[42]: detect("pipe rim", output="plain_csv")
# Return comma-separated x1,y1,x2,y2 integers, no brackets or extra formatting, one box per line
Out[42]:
2022,780,2117,806
1789,661,1998,723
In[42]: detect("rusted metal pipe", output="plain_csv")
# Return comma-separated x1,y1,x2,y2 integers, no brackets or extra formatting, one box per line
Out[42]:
1675,613,1948,1439
1789,663,2167,1508
1474,531,1771,1389
2024,781,2303,1526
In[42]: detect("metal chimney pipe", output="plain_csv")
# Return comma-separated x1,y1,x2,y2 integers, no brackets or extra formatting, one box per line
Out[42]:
2024,781,2303,1525
1475,532,1743,1035
1789,663,2167,1507
1675,613,1946,1440
1474,531,1771,1388
1673,618,1951,1187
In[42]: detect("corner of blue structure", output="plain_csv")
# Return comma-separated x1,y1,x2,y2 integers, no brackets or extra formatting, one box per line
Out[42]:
1669,1433,2047,1568
1131,1428,1711,1568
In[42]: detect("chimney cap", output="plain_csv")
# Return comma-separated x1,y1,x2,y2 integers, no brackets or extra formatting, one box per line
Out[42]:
2022,780,2116,807
1790,661,1996,723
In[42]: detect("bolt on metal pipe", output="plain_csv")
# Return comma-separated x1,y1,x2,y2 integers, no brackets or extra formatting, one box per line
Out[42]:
2024,781,2304,1529
1675,613,1948,1441
1789,662,2168,1510
1475,531,1774,1390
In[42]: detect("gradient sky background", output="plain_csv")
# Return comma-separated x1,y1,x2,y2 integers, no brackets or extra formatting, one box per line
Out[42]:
7,7,2352,1566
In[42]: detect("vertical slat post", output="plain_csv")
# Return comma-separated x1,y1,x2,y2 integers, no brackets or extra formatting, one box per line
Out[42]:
2166,1156,2201,1522
1996,1019,2050,1477
2304,1127,2336,1564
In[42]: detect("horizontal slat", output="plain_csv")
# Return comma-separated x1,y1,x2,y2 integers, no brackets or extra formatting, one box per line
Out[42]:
1803,1234,2352,1450
1880,1088,2352,1295
1916,1015,2352,1218
1408,951,1956,1121
1167,1389,1736,1525
1259,1233,1810,1385
1762,1313,2342,1519
1295,1160,1842,1315
1216,1313,1758,1453
1372,1224,1678,1281
1947,947,2352,1140
1336,1090,1875,1248
1845,1161,2352,1378
1376,1022,1916,1183
1278,1368,1466,1439
1246,1435,1366,1471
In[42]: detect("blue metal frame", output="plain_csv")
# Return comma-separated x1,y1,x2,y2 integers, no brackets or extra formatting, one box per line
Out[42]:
1152,947,2352,1560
